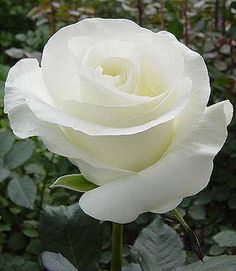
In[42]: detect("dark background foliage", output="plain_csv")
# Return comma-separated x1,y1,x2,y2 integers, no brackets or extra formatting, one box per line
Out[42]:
0,0,235,270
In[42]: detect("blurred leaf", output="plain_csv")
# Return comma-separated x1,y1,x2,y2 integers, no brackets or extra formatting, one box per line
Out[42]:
231,1,236,9
0,168,10,182
219,44,230,54
132,216,186,271
15,33,26,41
41,251,78,271
176,255,236,271
228,194,236,209
4,140,35,169
214,60,227,71
26,239,41,255
213,186,231,202
228,25,236,39
167,18,183,38
7,176,36,209
8,232,26,251
21,261,38,271
50,174,98,193
39,203,102,270
22,228,38,238
100,250,111,264
213,230,236,247
0,253,38,270
188,205,206,220
209,244,225,256
0,64,9,81
122,264,142,271
0,129,15,158
194,191,213,205
24,163,46,176
5,47,25,58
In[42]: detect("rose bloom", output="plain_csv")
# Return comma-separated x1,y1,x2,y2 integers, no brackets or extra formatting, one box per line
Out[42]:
4,19,233,223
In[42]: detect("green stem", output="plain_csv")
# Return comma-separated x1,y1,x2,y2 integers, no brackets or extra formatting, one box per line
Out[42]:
171,209,191,232
171,208,204,261
111,223,123,271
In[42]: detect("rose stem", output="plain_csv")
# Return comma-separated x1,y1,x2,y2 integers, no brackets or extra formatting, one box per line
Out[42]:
111,223,123,271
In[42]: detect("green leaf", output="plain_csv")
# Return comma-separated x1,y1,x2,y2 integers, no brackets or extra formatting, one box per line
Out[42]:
209,244,225,256
228,194,236,209
5,47,25,58
41,251,78,271
132,216,186,271
188,205,206,220
21,261,38,271
22,228,38,238
39,203,102,270
213,230,236,247
122,264,142,271
194,191,213,205
4,140,35,169
0,168,10,182
50,174,98,192
0,64,9,81
8,232,27,251
26,239,41,255
0,254,38,271
167,18,183,39
7,176,36,209
0,129,15,158
176,255,236,271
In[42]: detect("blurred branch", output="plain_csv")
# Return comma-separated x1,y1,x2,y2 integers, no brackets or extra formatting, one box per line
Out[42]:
221,0,225,35
214,0,226,34
137,0,144,26
214,0,219,30
183,0,189,46
49,0,56,34
160,0,165,29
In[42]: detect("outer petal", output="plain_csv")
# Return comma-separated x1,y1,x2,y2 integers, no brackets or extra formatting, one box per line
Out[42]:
79,101,233,223
4,59,134,184
152,31,210,143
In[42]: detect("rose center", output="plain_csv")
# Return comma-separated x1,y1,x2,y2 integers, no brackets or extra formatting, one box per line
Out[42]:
95,57,132,87
101,57,127,77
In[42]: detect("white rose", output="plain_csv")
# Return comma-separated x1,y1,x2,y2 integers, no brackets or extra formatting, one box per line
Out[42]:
4,18,233,223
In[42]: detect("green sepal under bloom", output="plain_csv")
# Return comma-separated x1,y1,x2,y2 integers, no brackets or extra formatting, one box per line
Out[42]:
50,174,98,193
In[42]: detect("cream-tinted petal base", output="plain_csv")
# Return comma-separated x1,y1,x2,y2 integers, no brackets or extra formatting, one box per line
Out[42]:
80,101,233,223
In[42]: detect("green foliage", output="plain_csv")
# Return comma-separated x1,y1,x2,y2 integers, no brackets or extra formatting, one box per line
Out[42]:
7,176,36,209
0,129,15,157
124,217,236,271
39,203,102,270
0,168,10,182
0,254,38,271
176,255,236,271
4,140,35,169
41,252,78,271
122,264,142,271
213,230,236,247
132,216,186,271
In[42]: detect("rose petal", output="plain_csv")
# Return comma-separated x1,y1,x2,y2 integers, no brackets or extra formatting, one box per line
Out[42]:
60,77,191,127
79,101,233,223
24,76,191,136
6,62,190,172
41,18,151,105
4,59,134,185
